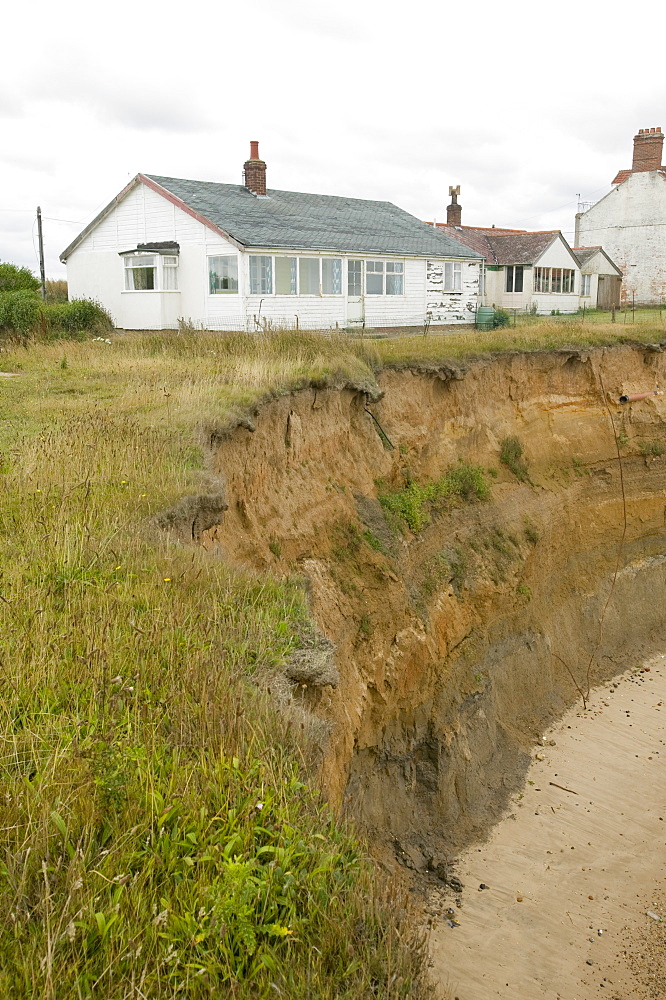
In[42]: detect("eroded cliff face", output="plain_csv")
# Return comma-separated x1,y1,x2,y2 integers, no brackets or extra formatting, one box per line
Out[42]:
204,344,666,860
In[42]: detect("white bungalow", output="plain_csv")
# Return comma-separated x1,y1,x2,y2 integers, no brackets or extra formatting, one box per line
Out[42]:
60,143,482,332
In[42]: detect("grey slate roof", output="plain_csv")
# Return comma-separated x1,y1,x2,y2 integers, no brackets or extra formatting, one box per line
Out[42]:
147,175,481,259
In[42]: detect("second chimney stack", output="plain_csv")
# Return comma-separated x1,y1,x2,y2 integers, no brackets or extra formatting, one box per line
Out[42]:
244,141,267,196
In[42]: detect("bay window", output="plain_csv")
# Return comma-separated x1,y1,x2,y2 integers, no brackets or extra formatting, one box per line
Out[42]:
123,253,179,291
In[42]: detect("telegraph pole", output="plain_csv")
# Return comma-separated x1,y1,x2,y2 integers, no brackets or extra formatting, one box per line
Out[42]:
36,206,46,300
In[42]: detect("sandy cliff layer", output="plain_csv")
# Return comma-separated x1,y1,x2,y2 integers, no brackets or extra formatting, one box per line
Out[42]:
203,343,666,860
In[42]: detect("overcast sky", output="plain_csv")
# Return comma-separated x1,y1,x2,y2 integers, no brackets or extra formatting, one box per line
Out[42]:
2,0,664,279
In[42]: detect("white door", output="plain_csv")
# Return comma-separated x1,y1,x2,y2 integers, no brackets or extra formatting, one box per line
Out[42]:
347,259,364,323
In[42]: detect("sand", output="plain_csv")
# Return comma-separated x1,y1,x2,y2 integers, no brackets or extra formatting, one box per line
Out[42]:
429,655,666,1000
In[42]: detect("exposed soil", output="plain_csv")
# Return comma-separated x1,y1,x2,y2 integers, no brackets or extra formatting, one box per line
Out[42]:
200,342,666,876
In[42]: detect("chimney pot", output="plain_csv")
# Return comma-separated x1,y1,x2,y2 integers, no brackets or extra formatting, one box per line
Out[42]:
244,141,267,195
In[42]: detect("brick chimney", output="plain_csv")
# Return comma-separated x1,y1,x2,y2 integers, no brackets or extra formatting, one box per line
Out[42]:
632,127,664,172
243,140,267,195
447,185,462,226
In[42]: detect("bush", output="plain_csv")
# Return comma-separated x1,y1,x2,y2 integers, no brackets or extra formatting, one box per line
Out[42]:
493,309,511,328
0,261,40,293
0,291,41,335
0,293,113,339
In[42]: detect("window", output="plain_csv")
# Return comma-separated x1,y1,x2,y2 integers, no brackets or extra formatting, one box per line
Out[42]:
124,255,156,290
366,261,384,295
581,273,591,296
163,256,179,290
385,261,404,295
249,256,273,294
348,260,363,296
275,257,297,294
322,258,342,294
208,255,238,294
443,261,462,291
505,265,524,293
534,267,575,293
299,258,320,295
122,250,179,291
364,260,404,295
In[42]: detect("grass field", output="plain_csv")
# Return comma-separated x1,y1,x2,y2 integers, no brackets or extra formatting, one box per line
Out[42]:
1,319,665,998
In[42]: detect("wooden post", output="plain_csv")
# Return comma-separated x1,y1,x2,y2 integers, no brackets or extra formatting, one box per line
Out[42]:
36,206,46,301
611,304,616,323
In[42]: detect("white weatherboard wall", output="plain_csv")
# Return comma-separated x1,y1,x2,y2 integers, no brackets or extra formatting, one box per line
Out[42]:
426,261,480,324
576,172,666,305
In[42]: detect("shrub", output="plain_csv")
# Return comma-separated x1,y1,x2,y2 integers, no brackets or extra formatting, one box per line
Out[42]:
0,291,41,335
379,461,490,532
0,294,113,339
500,435,530,482
0,261,40,293
493,309,511,328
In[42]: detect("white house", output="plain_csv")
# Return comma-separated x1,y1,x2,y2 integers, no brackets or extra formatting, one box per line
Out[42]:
60,143,482,332
572,247,622,310
575,127,666,306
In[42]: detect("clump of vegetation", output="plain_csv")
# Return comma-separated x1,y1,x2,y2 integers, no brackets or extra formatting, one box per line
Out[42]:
638,439,666,457
379,462,490,532
523,520,540,545
499,435,530,482
0,262,112,339
492,309,511,328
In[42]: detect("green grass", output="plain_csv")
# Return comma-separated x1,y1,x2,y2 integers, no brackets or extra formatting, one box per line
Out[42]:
0,331,431,999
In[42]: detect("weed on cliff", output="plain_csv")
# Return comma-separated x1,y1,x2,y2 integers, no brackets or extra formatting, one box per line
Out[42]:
500,435,530,482
379,462,490,532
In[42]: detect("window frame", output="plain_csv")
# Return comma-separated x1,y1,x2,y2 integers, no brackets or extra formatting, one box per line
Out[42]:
123,252,179,292
534,266,576,294
208,254,239,295
249,255,345,296
581,273,591,297
443,261,462,292
505,264,524,293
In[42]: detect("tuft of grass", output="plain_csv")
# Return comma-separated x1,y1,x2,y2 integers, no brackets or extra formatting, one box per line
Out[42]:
638,439,666,457
379,462,490,532
499,435,530,482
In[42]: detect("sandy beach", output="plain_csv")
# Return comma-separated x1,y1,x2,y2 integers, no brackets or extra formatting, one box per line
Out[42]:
429,655,666,1000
